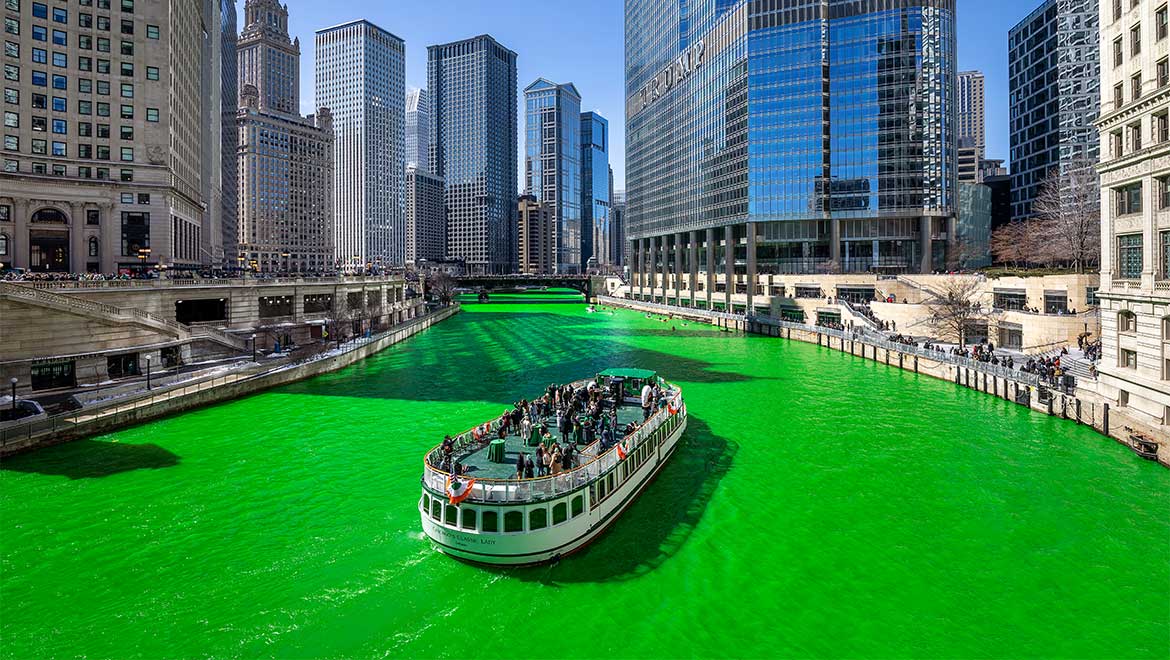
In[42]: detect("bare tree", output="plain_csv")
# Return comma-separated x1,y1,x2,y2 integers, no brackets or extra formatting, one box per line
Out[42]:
1030,162,1101,272
427,271,456,305
991,221,1028,268
925,277,991,347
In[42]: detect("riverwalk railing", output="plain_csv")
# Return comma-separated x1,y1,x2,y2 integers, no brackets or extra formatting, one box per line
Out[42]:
598,295,1044,388
422,380,684,504
11,274,404,290
0,305,456,450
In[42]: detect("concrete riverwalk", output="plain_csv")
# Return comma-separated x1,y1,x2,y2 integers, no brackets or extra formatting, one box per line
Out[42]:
598,295,1168,466
0,304,460,456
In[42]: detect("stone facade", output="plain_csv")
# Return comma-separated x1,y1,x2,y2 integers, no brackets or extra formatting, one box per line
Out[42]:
1094,0,1170,426
518,195,554,275
405,165,445,266
0,0,224,273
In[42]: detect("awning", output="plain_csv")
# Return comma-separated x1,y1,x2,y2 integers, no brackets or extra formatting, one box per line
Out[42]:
993,288,1026,294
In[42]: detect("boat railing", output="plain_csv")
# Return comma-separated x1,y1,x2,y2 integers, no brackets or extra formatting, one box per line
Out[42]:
422,383,683,504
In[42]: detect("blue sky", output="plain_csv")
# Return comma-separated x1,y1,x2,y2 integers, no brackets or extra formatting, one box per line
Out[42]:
261,0,1038,189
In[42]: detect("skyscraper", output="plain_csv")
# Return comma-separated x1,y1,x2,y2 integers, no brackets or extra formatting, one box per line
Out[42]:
518,195,555,274
315,20,406,269
1095,0,1170,426
524,79,581,273
237,0,334,273
581,111,610,269
957,70,986,184
1008,0,1100,221
428,35,518,275
611,188,626,269
625,0,957,307
217,0,239,263
0,0,226,273
406,88,430,172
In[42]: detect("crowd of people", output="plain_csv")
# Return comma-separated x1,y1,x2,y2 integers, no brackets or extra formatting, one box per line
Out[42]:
435,377,671,481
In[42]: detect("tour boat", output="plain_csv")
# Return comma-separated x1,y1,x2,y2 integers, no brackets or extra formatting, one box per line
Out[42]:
419,368,687,565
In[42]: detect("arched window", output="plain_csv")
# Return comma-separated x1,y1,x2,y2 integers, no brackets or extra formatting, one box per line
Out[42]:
88,236,99,257
481,509,498,533
31,208,67,223
529,507,547,530
504,510,523,533
1119,310,1137,333
0,232,8,256
460,507,476,531
552,502,567,525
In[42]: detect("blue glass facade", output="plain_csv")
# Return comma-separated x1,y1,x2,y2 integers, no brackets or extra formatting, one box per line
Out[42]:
429,35,518,274
524,80,582,273
626,0,958,277
581,111,611,268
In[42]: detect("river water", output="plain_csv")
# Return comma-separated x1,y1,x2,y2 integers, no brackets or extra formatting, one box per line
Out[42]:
2,301,1167,658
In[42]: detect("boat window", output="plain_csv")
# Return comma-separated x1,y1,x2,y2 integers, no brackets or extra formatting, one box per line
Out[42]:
430,500,441,520
530,508,548,530
607,474,615,492
571,495,583,517
504,510,523,533
481,510,498,533
598,479,607,500
461,508,476,530
422,493,430,511
552,502,567,525
444,505,457,526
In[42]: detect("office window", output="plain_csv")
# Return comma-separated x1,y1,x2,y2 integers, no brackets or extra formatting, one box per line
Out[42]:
1156,111,1169,144
30,137,44,154
78,78,91,94
51,51,64,68
79,13,92,28
51,29,65,46
96,101,108,116
30,161,45,174
96,59,108,74
1113,37,1123,66
96,37,108,52
1162,231,1170,279
145,66,157,81
31,2,46,18
119,82,132,98
1159,58,1169,87
51,73,64,89
78,121,90,136
1159,5,1169,40
146,24,158,39
1130,122,1143,151
120,40,132,55
119,103,131,119
96,80,108,95
51,140,65,156
78,56,91,71
119,61,131,76
31,47,45,64
31,70,45,86
1114,0,1122,20
1116,182,1143,215
50,117,64,134
119,19,132,35
121,0,133,10
119,192,132,204
3,40,15,58
119,146,131,161
3,63,16,81
137,193,148,205
1120,348,1137,368
78,143,90,158
2,110,15,127
78,34,91,49
95,144,108,159
30,115,44,131
97,15,109,30
119,124,131,139
2,134,16,151
3,17,17,37
3,87,16,104
145,107,157,122
51,7,66,23
1158,175,1170,210
1132,74,1142,100
96,123,108,137
119,168,131,182
1131,24,1141,54
1118,234,1143,279
31,26,45,41
50,95,62,111
87,209,99,225
2,159,14,172
50,163,63,176
1114,83,1125,108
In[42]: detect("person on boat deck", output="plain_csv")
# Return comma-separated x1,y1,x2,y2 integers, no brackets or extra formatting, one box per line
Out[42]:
551,447,563,475
582,417,595,445
441,435,454,456
524,454,535,479
520,415,533,444
600,425,614,450
562,443,575,469
640,381,654,420
541,446,553,475
515,452,526,479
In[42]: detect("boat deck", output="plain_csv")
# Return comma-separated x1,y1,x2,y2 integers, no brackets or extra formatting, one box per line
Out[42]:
457,403,648,480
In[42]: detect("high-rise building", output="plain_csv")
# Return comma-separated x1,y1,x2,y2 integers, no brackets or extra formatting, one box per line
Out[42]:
523,79,581,273
315,20,406,269
406,88,430,172
958,146,981,184
611,187,626,269
1094,0,1170,426
1008,0,1100,221
428,35,518,275
581,111,610,270
237,0,334,273
957,71,986,151
518,194,555,274
625,0,957,304
0,0,226,273
406,165,446,266
217,0,238,264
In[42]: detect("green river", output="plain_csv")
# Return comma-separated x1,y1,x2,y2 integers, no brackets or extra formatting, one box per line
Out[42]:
2,300,1168,658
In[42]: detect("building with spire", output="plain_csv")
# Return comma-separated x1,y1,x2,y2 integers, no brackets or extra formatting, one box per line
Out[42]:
236,0,334,272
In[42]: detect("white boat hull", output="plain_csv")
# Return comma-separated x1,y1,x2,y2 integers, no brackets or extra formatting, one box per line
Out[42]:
420,414,687,566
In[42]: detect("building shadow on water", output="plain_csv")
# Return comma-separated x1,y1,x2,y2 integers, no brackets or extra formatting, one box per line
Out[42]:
0,440,180,479
281,311,766,404
478,415,736,585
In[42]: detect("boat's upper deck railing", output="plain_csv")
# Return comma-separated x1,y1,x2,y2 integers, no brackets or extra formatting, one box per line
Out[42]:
422,377,684,504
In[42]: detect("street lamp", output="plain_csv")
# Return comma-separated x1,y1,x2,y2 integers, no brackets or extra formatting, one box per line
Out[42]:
137,247,151,272
144,354,152,390
9,377,16,411
281,251,290,274
251,333,258,362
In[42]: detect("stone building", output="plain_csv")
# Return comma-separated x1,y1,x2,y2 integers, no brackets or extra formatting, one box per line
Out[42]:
0,0,231,273
1094,0,1170,426
235,0,333,273
518,194,554,274
406,164,445,266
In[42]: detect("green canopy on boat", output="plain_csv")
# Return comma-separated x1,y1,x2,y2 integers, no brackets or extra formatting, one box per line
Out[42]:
598,368,657,380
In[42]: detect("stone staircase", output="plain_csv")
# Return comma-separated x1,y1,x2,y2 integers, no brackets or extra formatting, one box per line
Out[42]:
0,282,248,352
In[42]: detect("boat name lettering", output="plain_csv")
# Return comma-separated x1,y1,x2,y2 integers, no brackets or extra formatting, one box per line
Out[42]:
436,526,496,547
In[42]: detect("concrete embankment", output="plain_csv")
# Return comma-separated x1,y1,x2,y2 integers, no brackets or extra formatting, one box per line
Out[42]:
0,305,460,456
598,296,1168,467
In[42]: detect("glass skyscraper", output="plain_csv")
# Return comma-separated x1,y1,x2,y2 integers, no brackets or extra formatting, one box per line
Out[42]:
315,20,407,269
581,111,611,269
1007,0,1099,222
524,80,582,273
626,0,958,309
429,35,519,275
406,88,430,172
